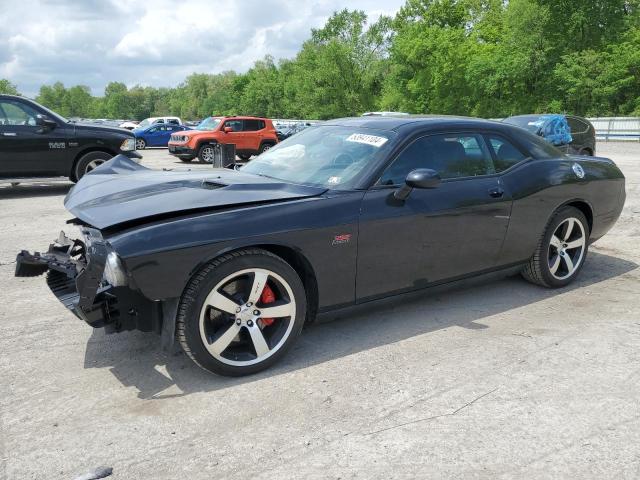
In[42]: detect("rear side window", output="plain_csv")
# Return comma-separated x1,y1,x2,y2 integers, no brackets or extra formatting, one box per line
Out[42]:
567,117,589,134
486,136,528,172
244,119,263,131
379,133,494,185
516,131,564,159
167,119,179,125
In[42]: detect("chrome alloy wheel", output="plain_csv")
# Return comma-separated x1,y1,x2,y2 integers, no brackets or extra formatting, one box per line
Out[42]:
200,145,216,163
199,268,296,367
85,159,105,174
135,138,146,150
548,217,586,280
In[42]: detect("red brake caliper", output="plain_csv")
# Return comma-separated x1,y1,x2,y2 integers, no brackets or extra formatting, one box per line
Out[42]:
259,283,276,327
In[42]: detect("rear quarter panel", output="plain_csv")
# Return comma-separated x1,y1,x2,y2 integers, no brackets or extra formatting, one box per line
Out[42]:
499,156,624,265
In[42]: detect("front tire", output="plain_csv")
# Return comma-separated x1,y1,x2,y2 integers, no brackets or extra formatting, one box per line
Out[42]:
73,151,112,181
522,206,589,288
198,143,217,163
177,249,307,376
135,138,146,150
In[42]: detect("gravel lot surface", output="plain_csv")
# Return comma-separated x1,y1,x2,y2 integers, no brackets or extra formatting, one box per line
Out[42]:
1,143,639,479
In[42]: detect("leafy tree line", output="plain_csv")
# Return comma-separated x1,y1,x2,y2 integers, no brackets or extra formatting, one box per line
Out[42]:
1,0,639,120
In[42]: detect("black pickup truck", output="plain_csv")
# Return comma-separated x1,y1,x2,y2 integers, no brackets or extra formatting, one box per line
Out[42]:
0,95,141,182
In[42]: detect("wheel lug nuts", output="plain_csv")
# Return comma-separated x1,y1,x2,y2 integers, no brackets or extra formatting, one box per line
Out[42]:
246,302,253,307
236,307,241,313
253,310,260,315
236,318,241,325
247,320,254,327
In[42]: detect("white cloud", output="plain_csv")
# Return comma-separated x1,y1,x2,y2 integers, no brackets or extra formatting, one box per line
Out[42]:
0,0,405,97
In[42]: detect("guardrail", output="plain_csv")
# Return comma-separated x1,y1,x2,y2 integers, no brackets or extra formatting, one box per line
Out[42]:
587,117,640,142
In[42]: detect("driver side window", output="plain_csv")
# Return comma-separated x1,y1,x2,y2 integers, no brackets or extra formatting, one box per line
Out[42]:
379,133,494,185
224,120,243,132
0,101,39,126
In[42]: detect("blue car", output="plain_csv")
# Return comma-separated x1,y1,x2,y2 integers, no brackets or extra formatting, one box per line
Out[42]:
133,124,190,149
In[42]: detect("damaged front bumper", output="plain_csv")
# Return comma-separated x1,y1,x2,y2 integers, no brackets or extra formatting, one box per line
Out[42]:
15,229,161,334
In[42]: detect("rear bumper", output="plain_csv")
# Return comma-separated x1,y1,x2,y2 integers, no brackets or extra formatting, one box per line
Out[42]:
15,230,161,333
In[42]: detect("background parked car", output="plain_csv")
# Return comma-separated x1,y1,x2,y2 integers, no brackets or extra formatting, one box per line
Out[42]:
276,122,312,141
136,116,183,129
168,116,278,162
0,94,140,181
133,123,190,149
119,120,139,130
503,114,596,155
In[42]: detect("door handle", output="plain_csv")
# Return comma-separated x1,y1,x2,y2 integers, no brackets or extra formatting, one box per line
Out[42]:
488,187,504,198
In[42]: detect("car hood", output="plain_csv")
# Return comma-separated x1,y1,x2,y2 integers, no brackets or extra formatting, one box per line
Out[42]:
178,129,212,138
64,155,326,229
72,122,133,136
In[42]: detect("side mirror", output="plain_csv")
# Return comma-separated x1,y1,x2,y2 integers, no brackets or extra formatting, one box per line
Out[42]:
223,126,233,133
35,115,57,131
394,168,441,201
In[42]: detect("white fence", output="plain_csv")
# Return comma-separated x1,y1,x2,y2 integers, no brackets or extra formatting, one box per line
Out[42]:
587,117,640,142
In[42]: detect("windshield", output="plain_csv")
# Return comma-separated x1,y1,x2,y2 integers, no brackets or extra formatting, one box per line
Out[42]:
197,117,222,131
138,118,154,128
242,125,395,188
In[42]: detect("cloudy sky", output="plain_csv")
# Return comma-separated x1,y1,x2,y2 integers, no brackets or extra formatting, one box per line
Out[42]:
0,0,405,97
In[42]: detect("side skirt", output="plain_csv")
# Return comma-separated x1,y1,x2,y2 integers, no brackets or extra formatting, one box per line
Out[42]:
316,263,526,323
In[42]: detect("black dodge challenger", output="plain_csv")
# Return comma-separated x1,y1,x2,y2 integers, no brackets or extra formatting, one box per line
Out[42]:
16,116,626,376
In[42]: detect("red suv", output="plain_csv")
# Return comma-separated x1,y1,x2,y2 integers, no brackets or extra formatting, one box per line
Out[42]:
168,116,278,163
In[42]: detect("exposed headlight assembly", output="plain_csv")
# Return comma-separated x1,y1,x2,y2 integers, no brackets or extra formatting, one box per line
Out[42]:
103,251,128,286
120,138,136,151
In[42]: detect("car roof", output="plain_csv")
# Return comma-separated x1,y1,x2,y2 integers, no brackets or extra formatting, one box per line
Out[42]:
218,116,269,120
505,113,588,121
0,94,26,101
322,115,505,132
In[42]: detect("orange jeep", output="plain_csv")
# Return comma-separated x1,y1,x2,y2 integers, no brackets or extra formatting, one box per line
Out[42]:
168,116,278,163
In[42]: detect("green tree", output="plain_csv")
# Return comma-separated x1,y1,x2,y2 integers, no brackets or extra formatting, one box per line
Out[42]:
103,82,129,118
239,56,285,117
284,9,392,119
36,82,71,116
0,79,19,95
66,85,93,117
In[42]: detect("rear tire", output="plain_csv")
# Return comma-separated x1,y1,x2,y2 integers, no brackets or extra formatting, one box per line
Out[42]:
177,249,307,376
135,138,146,150
522,206,589,288
259,143,274,154
73,151,112,181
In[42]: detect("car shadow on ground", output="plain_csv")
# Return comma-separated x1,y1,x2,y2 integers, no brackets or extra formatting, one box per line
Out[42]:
0,183,72,198
82,251,638,399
